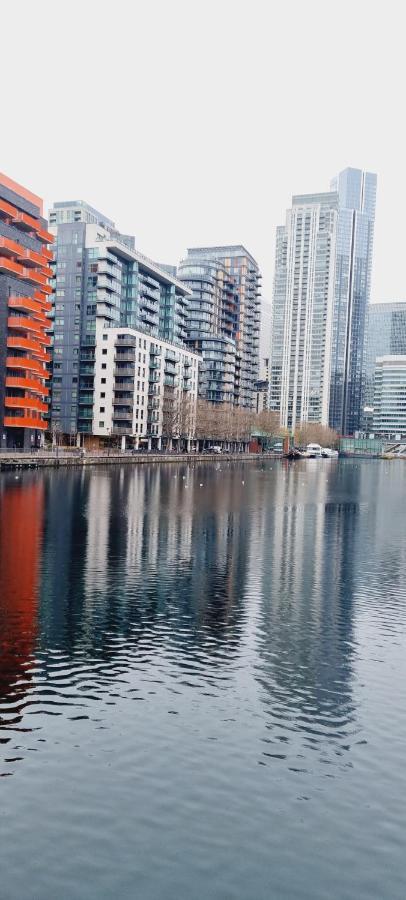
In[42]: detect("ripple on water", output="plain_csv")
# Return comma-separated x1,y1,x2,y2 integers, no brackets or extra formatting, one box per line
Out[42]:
0,461,406,900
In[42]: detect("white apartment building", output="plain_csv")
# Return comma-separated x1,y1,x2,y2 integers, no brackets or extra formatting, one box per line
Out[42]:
92,323,200,449
373,356,406,438
270,192,338,430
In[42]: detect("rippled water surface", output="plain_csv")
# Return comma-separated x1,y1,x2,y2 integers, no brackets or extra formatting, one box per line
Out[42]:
1,459,406,899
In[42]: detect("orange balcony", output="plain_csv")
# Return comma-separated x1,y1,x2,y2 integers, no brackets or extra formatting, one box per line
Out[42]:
42,246,53,261
11,209,39,232
6,356,50,377
7,335,48,355
8,315,43,335
17,248,46,268
0,236,23,257
21,267,47,286
5,376,49,397
5,396,48,414
0,198,17,220
4,415,47,431
39,265,53,279
21,269,53,293
33,291,52,311
36,226,54,244
0,256,24,277
9,326,53,348
9,296,50,320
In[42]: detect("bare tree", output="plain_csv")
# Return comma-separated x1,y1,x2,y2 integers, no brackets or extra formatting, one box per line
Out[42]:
294,423,339,448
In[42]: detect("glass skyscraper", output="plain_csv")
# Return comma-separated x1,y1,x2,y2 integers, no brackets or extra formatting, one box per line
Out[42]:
329,168,377,435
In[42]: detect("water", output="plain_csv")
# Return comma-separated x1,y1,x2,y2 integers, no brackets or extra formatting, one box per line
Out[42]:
1,459,406,899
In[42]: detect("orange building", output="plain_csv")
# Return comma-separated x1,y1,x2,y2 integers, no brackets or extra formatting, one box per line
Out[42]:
0,172,53,449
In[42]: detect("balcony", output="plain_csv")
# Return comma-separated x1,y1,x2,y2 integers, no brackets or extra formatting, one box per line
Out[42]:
5,376,49,396
7,336,51,361
148,372,160,383
149,360,160,369
113,398,134,407
6,356,49,377
36,226,54,244
4,414,47,430
7,315,43,335
112,423,132,434
5,396,48,414
115,334,137,348
8,295,51,317
113,410,133,421
114,366,135,377
115,353,136,363
98,275,118,292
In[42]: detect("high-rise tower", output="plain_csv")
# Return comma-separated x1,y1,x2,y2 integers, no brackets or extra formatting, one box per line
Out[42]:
329,168,377,434
269,192,338,430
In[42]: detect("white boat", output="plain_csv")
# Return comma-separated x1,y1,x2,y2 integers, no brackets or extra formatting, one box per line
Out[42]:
321,447,338,458
306,443,323,458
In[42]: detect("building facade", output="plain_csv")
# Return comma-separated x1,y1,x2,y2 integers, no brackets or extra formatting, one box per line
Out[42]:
373,356,406,438
0,173,53,449
48,201,191,437
329,168,377,435
269,192,338,430
178,245,261,408
91,323,199,449
362,302,406,426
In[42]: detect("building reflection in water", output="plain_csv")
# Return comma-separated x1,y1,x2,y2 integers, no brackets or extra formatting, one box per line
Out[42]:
251,461,358,760
0,475,44,734
39,465,249,668
0,460,368,767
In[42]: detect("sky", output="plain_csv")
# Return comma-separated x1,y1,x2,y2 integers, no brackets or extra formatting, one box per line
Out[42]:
2,0,405,307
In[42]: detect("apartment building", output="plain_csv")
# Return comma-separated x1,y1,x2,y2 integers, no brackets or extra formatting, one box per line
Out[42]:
0,173,53,449
90,322,199,449
178,245,261,408
48,201,192,437
373,356,406,438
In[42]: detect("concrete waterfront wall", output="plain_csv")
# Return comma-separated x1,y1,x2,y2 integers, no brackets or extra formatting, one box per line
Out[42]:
0,451,278,472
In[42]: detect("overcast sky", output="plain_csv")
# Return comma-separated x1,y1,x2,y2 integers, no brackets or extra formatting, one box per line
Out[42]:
2,0,404,305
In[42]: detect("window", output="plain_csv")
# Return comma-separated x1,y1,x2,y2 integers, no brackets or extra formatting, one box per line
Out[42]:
103,334,108,341
100,392,105,398
101,363,106,369
99,421,105,428
101,377,106,384
102,349,107,355
100,406,105,413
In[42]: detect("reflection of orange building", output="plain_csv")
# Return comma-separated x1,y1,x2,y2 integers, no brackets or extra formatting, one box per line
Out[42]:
0,479,44,710
0,172,53,450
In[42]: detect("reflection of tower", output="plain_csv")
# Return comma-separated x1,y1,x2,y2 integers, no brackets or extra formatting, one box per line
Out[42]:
0,476,44,715
253,462,358,754
85,473,112,598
